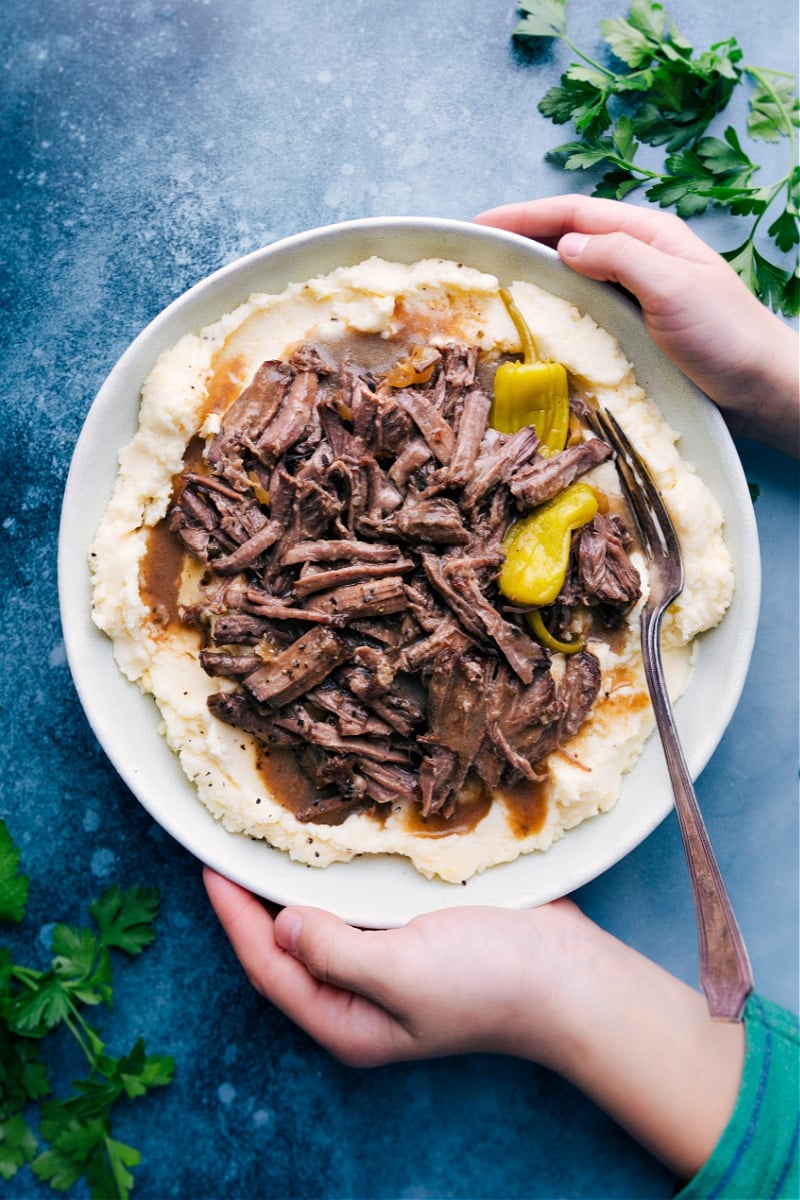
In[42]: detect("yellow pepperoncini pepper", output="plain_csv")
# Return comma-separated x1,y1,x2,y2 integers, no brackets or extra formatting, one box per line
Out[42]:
490,287,570,454
499,482,598,608
526,609,585,656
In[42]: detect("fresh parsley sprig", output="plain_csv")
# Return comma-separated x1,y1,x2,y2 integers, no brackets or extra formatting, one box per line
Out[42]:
0,820,174,1199
513,0,800,316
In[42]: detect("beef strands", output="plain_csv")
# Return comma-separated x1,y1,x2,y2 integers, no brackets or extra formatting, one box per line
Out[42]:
169,341,640,824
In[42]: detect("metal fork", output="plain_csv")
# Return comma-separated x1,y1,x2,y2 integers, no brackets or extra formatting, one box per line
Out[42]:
585,403,754,1021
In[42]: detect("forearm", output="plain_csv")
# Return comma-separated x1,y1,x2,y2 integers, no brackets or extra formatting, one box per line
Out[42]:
715,314,799,455
526,907,745,1181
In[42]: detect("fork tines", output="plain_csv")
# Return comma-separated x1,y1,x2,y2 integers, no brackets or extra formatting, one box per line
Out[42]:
585,404,683,575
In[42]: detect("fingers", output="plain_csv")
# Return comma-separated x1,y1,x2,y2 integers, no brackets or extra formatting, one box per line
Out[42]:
475,194,666,241
203,870,412,1065
203,867,283,996
202,866,393,1010
273,905,406,1014
555,228,699,316
475,194,719,264
203,869,334,1017
478,196,729,333
203,878,592,1068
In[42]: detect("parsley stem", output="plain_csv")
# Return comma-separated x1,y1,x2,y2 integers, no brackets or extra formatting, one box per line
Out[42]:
739,69,796,254
744,65,798,152
745,176,792,247
10,965,42,985
64,1006,96,1066
560,36,616,81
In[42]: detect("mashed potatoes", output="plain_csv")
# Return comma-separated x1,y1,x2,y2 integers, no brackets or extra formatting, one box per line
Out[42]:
90,258,734,883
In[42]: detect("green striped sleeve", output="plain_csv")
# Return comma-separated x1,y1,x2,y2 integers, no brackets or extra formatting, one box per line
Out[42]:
677,993,799,1199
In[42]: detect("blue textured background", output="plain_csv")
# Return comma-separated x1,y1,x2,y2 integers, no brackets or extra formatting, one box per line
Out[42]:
1,2,797,1197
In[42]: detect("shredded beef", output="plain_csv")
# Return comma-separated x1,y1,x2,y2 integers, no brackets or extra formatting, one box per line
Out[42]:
509,437,613,507
165,336,643,825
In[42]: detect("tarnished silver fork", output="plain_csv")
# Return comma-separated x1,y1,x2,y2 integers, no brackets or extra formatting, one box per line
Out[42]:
585,403,754,1021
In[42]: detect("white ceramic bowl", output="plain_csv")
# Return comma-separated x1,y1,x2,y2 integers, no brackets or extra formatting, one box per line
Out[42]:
58,217,760,927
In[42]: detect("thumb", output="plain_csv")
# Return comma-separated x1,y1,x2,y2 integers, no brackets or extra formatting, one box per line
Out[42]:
274,906,405,1007
558,229,690,317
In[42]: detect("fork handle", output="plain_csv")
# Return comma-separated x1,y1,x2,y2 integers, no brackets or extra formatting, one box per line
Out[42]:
642,614,755,1021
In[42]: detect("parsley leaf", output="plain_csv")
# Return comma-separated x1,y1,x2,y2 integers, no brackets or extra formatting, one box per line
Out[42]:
35,1096,150,1199
601,1,669,69
511,0,800,315
0,820,174,1196
693,127,756,185
90,884,159,956
723,241,796,313
747,69,800,142
514,0,567,40
540,75,612,137
7,971,76,1035
769,209,800,253
0,1113,39,1181
0,1024,51,1115
0,820,29,925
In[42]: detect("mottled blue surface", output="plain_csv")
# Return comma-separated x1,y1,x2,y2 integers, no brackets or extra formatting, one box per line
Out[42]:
1,2,797,1198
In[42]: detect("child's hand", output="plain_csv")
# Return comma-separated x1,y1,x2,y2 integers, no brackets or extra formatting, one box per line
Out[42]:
203,868,574,1068
476,195,798,454
204,867,744,1179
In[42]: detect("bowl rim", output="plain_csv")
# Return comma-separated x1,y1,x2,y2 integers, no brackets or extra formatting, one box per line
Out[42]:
57,215,761,926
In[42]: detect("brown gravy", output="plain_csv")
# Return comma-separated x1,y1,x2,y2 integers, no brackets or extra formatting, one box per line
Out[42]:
140,519,185,629
140,435,207,630
498,776,550,839
404,777,492,838
200,352,249,420
255,747,325,816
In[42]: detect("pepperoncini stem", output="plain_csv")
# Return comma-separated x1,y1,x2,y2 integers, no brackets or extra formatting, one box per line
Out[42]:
526,609,586,655
490,288,570,453
499,482,598,608
499,286,540,364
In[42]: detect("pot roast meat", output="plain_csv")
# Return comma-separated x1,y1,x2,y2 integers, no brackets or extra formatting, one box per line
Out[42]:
206,360,295,490
571,513,643,607
211,613,279,644
394,389,455,464
250,368,320,467
305,681,395,739
509,437,613,508
420,553,546,684
388,491,471,545
243,627,352,707
460,425,540,512
270,703,413,766
207,691,302,746
555,651,604,742
545,512,642,637
291,557,415,599
199,648,264,679
204,520,283,575
165,335,645,826
280,539,402,565
417,646,494,816
388,437,433,487
444,386,492,488
305,576,411,621
359,761,422,806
